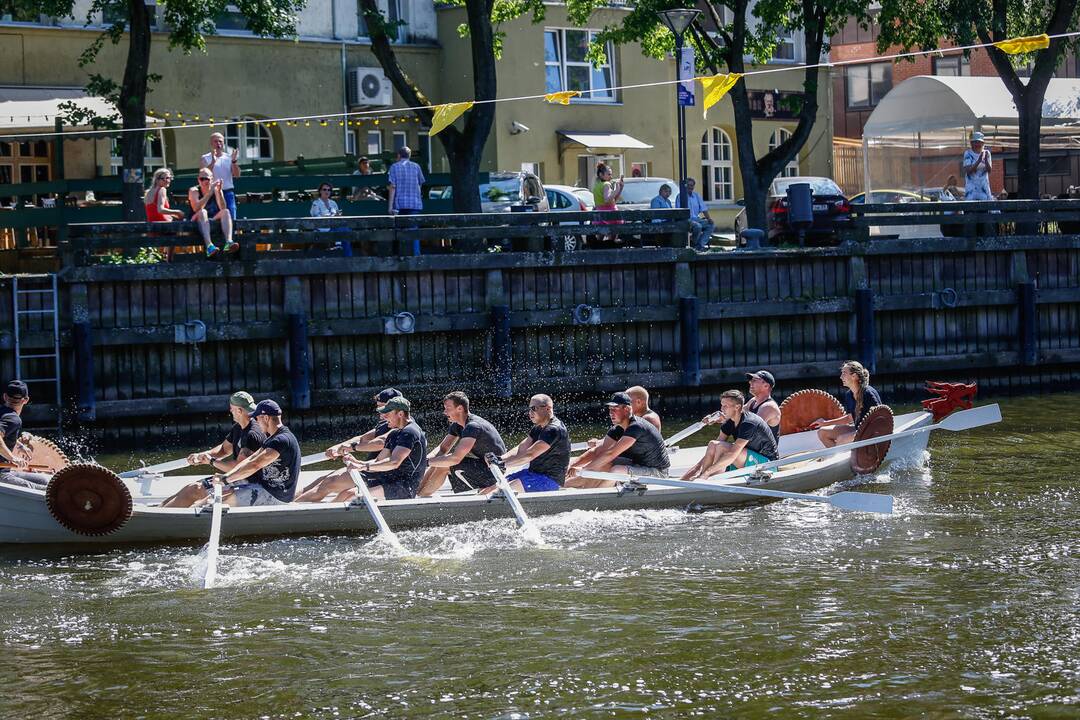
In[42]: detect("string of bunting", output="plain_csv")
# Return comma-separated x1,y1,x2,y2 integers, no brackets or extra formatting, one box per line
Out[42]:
0,32,1067,140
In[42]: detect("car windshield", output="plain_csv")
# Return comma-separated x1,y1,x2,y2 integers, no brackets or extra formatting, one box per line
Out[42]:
620,180,674,204
771,178,843,196
479,178,521,204
573,189,595,208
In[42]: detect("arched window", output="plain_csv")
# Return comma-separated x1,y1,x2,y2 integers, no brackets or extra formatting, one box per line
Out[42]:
700,127,733,201
225,117,273,162
769,128,799,177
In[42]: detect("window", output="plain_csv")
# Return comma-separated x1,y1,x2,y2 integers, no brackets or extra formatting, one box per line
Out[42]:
630,161,649,178
366,130,382,155
215,4,248,32
701,128,734,201
544,29,616,103
846,62,892,109
417,131,431,172
1,141,50,185
772,27,796,61
769,128,799,177
225,118,273,162
933,55,970,76
392,130,407,152
109,135,165,176
359,0,405,42
0,2,42,22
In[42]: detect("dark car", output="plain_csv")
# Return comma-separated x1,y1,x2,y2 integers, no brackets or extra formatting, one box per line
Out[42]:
736,176,851,245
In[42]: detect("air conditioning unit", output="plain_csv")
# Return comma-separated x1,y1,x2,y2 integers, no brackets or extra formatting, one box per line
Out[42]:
347,67,393,108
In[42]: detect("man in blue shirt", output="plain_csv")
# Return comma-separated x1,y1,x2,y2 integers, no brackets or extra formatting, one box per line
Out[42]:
649,183,673,224
387,146,425,216
684,178,715,250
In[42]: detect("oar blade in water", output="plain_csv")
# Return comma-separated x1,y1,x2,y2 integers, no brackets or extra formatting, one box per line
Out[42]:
829,490,893,514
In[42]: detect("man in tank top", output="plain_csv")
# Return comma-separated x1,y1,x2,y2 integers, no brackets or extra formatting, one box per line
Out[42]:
744,370,781,444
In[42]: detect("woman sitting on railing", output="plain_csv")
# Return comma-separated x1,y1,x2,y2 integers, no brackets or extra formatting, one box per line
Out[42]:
310,182,352,256
144,169,186,224
188,168,237,258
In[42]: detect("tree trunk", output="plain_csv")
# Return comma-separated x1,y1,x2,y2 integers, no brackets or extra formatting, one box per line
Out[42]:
119,0,152,220
729,82,768,233
1015,89,1044,200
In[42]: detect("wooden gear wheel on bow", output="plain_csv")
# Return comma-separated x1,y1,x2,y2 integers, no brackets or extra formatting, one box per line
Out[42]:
45,464,133,537
850,405,895,475
778,389,845,435
21,433,70,473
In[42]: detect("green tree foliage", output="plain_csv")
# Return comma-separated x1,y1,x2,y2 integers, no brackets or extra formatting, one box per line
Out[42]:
876,0,1080,199
34,0,306,217
565,0,871,233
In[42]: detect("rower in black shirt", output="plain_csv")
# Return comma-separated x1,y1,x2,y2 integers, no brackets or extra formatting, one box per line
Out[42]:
418,392,507,496
682,389,778,481
161,391,267,507
208,400,302,506
566,392,670,488
480,394,571,495
0,380,51,490
812,361,884,448
341,396,427,501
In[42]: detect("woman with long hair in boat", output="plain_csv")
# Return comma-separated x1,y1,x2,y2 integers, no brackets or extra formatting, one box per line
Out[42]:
811,361,883,448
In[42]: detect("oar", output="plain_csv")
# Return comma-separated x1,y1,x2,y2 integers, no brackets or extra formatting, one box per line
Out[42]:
568,413,722,454
202,482,225,589
702,403,1002,483
484,453,544,543
347,467,405,553
0,462,52,471
121,450,335,479
578,470,893,514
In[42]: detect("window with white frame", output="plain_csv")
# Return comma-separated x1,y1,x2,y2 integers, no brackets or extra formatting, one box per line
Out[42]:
544,28,616,102
225,118,273,162
768,128,799,177
700,127,734,201
215,4,249,31
846,62,892,108
772,26,796,61
109,135,165,176
366,130,382,155
392,130,407,152
358,0,405,42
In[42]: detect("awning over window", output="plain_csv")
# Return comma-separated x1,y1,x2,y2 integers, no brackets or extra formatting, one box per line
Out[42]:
557,131,654,153
0,86,160,133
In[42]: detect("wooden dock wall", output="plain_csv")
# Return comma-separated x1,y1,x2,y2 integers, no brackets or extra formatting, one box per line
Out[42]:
4,235,1079,443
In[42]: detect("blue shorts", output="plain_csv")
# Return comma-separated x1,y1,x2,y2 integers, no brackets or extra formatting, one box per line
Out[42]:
507,468,561,492
222,189,237,219
726,449,771,473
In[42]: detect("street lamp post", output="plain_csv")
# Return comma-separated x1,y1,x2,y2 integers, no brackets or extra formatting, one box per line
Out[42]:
658,8,701,211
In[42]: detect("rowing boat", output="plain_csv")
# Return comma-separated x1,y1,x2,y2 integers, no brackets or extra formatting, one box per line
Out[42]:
0,410,932,545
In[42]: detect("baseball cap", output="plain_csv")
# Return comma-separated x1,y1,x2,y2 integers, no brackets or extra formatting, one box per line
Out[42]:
604,391,633,407
229,391,256,411
250,399,282,418
4,380,28,400
376,396,411,414
970,131,985,142
375,387,402,403
746,370,776,387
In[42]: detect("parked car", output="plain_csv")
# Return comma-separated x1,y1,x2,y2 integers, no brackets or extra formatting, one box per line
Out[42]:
429,171,551,212
849,189,931,204
616,177,679,209
545,184,594,252
734,176,851,245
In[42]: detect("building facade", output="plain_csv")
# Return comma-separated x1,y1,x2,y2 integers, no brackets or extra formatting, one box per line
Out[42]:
2,1,833,226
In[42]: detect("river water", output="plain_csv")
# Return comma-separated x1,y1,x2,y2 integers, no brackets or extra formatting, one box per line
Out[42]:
1,395,1077,719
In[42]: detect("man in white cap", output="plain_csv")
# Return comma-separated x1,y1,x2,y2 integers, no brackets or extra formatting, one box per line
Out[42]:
962,132,993,201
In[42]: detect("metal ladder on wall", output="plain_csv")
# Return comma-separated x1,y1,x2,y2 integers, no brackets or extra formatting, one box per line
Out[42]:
11,274,62,432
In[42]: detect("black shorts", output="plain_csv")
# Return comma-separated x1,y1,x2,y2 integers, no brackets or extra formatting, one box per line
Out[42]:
365,473,419,500
448,457,496,493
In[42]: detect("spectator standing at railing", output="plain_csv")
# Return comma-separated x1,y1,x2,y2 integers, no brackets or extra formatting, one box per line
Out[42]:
200,132,240,219
684,178,715,251
311,182,353,257
387,146,425,216
592,162,624,244
962,132,993,201
188,169,237,257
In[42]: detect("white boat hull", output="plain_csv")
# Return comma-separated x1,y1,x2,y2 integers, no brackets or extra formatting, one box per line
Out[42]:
0,411,933,545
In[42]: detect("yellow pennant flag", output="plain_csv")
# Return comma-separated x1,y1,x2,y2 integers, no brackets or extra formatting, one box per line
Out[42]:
700,73,742,118
428,101,474,137
994,34,1050,55
544,90,581,105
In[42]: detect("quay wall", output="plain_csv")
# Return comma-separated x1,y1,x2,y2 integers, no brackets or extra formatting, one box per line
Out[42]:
2,236,1079,445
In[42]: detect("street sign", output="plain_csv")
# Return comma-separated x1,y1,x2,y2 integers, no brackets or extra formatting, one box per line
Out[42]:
678,46,695,106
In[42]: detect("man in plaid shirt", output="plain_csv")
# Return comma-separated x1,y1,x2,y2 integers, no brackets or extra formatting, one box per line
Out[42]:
387,146,426,215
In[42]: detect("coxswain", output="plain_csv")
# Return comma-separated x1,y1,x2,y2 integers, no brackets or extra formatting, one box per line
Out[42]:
565,392,670,488
339,396,427,501
0,380,50,489
681,389,778,481
294,387,402,502
625,385,662,431
479,394,570,495
744,370,781,443
199,400,302,507
160,391,267,507
418,391,507,496
812,361,883,448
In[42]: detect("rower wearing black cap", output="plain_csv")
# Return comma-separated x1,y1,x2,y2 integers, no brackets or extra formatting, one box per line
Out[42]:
0,380,50,489
340,396,427,501
744,370,781,443
202,400,302,507
565,391,670,488
295,387,405,502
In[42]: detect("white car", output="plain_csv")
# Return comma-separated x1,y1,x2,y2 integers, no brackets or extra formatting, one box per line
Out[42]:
545,184,594,252
615,176,679,210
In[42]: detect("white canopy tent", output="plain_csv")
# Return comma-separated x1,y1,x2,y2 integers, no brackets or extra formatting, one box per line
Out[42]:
860,75,1080,195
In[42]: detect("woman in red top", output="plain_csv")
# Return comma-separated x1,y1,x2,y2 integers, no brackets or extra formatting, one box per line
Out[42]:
143,169,185,223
